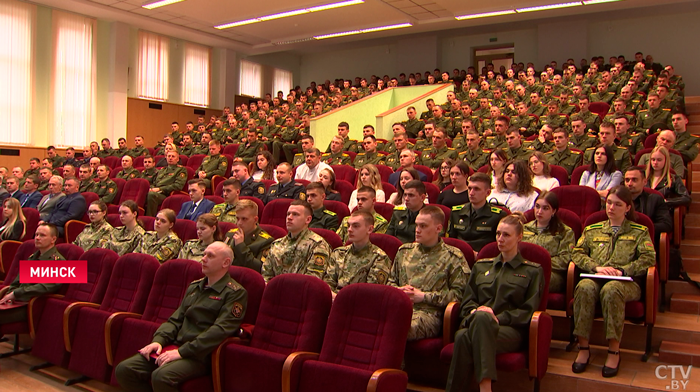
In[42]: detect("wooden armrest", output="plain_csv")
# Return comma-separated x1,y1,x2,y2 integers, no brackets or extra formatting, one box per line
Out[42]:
673,206,685,247
566,263,577,316
63,301,100,352
28,294,64,339
366,369,407,392
170,190,188,196
646,266,657,324
105,312,142,365
212,337,248,392
442,301,460,346
659,233,669,283
281,352,319,392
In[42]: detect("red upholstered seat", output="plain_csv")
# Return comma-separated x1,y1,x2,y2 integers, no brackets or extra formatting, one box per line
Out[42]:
139,216,155,231
118,178,150,206
550,185,601,224
65,253,160,383
323,200,350,223
81,192,100,222
376,165,393,183
107,259,204,385
424,182,440,204
259,224,287,239
310,228,343,250
570,165,589,186
173,219,197,241
109,166,122,179
334,180,354,205
31,248,118,368
442,238,475,267
368,233,403,261
373,202,395,222
0,240,21,280
112,178,126,205
549,165,570,186
187,154,206,171
589,102,610,120
0,240,38,357
261,199,292,229
161,194,191,215
438,242,554,390
64,220,88,245
223,144,239,156
205,195,224,205
213,274,332,392
102,156,120,169
415,165,433,182
240,196,264,220
381,182,397,199
344,151,357,163
282,284,412,392
331,165,357,185
105,214,122,228
22,208,40,241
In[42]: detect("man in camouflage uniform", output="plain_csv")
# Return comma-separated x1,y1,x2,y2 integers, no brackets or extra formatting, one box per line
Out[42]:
387,180,426,243
306,182,339,231
146,151,188,216
546,128,583,177
448,173,508,254
196,140,228,189
353,135,385,169
0,224,65,324
224,199,274,273
262,200,331,283
234,129,264,165
115,242,247,392
672,111,700,163
89,165,118,204
389,206,469,340
117,155,140,180
263,163,305,204
337,187,388,243
325,210,392,296
419,129,457,170
211,179,241,224
140,156,158,186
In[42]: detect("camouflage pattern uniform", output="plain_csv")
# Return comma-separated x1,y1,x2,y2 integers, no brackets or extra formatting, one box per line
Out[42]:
572,219,656,341
116,167,140,181
89,178,118,204
309,208,339,231
178,239,208,262
261,228,331,283
210,203,237,224
389,240,469,340
522,221,575,293
448,203,508,252
324,243,392,292
134,231,183,264
104,225,146,256
224,225,274,273
336,212,388,243
146,165,188,216
196,154,228,188
73,221,114,251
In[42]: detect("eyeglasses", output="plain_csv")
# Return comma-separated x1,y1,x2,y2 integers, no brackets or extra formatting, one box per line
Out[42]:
87,210,103,214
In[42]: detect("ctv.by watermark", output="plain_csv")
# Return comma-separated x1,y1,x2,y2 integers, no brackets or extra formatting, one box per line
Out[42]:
655,365,692,390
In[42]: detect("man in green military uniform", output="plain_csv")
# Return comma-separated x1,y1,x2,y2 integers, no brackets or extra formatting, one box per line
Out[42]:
196,140,228,189
419,129,457,170
636,93,672,134
458,129,489,172
25,158,41,179
386,180,426,243
0,224,65,325
306,182,339,231
115,242,247,392
420,99,435,121
89,165,118,204
292,135,315,168
46,146,65,169
604,99,636,128
116,156,140,180
528,124,555,153
484,116,510,150
389,206,469,340
261,115,281,152
262,200,331,283
130,136,149,157
192,133,212,156
322,136,352,166
613,116,644,157
570,116,598,151
262,163,305,204
146,151,187,216
672,111,700,163
546,128,583,177
78,165,94,193
510,102,539,138
115,138,130,158
324,122,358,154
577,97,603,131
178,134,196,157
234,129,264,165
211,179,241,224
403,106,424,138
325,210,392,296
382,132,413,170
540,101,569,130
353,135,386,169
336,187,388,242
414,121,435,151
448,173,509,254
445,215,542,392
591,81,616,104
504,127,534,161
224,199,274,273
140,156,158,186
97,138,117,158
583,122,632,173
37,168,52,191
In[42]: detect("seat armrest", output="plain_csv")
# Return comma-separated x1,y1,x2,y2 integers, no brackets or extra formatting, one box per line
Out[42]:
105,312,142,365
566,263,577,316
170,190,188,196
211,175,226,194
659,233,669,283
443,301,460,346
28,294,64,339
366,368,408,392
528,311,553,380
212,337,250,392
63,301,100,352
0,286,9,297
281,352,319,392
646,266,658,325
673,207,684,247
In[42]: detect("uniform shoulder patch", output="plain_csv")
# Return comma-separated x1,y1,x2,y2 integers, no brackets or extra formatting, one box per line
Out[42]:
394,206,406,211
490,206,503,214
191,277,205,284
585,223,604,230
585,147,596,152
324,209,336,216
572,150,582,155
452,204,465,211
476,258,496,263
629,222,648,231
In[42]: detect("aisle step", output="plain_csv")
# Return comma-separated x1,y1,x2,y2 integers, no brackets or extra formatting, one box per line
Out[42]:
669,293,700,314
658,340,700,366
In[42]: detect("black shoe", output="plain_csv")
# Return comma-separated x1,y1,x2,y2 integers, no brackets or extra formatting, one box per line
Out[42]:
572,346,590,373
602,350,621,378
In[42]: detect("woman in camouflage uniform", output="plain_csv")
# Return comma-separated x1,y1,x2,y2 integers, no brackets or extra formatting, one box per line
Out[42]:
521,192,575,293
571,186,656,378
74,200,113,251
104,200,145,256
178,213,222,262
134,208,182,263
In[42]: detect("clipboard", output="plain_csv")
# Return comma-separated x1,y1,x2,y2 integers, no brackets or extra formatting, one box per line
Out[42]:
580,273,633,282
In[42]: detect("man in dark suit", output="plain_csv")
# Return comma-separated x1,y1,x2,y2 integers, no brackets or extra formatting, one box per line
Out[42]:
5,176,22,200
19,175,42,209
624,166,673,237
176,180,215,221
37,176,66,221
40,177,86,236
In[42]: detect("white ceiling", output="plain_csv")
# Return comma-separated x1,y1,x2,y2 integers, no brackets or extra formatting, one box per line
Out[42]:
28,0,697,54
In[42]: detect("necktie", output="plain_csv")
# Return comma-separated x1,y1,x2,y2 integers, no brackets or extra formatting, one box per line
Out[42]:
21,194,29,207
186,203,198,219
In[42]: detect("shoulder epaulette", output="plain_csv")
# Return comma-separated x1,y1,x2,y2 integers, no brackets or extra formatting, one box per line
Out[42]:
226,280,243,291
490,206,503,214
585,222,604,230
375,214,387,222
629,222,648,231
323,209,336,216
191,277,205,284
544,150,553,155
662,108,671,111
522,260,541,267
394,206,406,211
356,153,366,156
638,109,648,113
476,258,496,263
293,182,304,186
571,150,582,154
585,147,596,152
321,153,330,157
341,153,349,157
259,231,272,239
452,204,465,211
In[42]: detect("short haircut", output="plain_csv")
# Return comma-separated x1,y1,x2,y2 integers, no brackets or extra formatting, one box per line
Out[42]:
305,148,321,156
50,175,64,186
404,179,426,195
26,175,39,185
350,210,374,226
300,134,314,142
419,205,445,226
290,199,313,216
363,135,377,142
235,199,258,216
338,121,349,129
625,165,646,177
188,179,207,189
305,181,326,194
357,185,376,198
505,127,521,136
39,223,59,238
222,178,242,189
468,172,491,186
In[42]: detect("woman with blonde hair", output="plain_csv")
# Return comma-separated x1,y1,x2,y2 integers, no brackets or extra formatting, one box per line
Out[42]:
178,213,223,262
349,164,385,211
645,146,691,209
0,197,25,241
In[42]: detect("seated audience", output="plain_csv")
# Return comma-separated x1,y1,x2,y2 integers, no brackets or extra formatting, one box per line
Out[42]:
645,147,691,209
74,200,113,251
294,148,333,182
211,179,241,224
146,151,188,216
489,160,539,213
437,161,470,208
529,152,560,191
249,151,276,182
178,213,223,262
579,145,622,199
41,177,86,236
349,164,385,211
387,168,424,206
105,200,146,256
224,199,274,273
487,149,508,189
337,186,389,242
306,182,340,231
37,176,65,221
262,163,306,204
177,180,215,221
388,149,427,186
433,158,455,191
19,175,42,209
0,198,26,241
624,166,673,237
386,180,427,243
6,176,22,200
637,130,686,178
134,208,182,263
231,161,265,199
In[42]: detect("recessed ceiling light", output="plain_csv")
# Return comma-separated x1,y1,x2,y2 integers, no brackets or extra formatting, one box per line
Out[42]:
313,23,411,40
142,0,184,9
516,2,583,13
582,0,621,4
215,0,364,29
455,10,516,20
